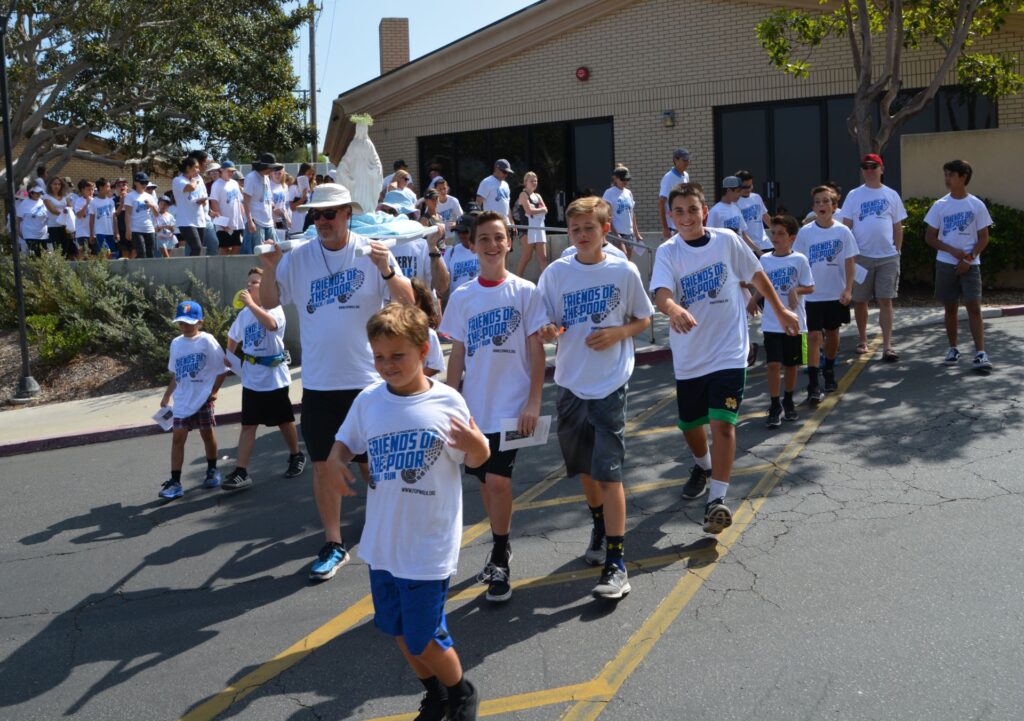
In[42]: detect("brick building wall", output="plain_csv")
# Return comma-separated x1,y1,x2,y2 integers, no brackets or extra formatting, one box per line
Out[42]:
360,0,1024,233
379,18,410,75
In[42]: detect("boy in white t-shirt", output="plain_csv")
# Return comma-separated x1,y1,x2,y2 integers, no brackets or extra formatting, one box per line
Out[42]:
537,196,654,600
158,301,228,500
440,211,548,604
602,166,643,260
924,159,994,371
90,178,118,257
736,170,771,252
443,213,482,295
222,267,306,491
794,185,859,402
707,176,759,255
651,184,799,536
748,216,814,428
327,303,489,721
434,178,463,235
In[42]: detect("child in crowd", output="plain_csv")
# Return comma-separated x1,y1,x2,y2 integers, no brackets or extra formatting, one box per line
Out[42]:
651,184,799,535
410,278,446,377
748,216,814,427
794,186,858,402
222,268,306,491
440,211,547,603
159,301,227,500
707,176,759,254
537,196,654,600
72,179,95,257
327,303,489,721
17,182,48,255
91,178,118,257
443,213,482,294
155,196,178,257
924,159,993,371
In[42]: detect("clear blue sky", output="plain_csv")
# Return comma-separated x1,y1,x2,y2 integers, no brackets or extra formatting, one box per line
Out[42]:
289,2,539,153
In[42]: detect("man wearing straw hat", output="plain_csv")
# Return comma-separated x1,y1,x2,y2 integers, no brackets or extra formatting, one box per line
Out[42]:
260,183,414,582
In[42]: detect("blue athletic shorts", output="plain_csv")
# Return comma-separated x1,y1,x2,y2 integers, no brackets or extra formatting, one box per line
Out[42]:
368,568,453,656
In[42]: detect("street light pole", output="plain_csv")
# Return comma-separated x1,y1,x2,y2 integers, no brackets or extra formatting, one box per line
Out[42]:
1,7,40,401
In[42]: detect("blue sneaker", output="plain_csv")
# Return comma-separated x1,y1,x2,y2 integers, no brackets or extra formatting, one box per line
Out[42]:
203,468,222,489
159,480,183,500
309,542,349,581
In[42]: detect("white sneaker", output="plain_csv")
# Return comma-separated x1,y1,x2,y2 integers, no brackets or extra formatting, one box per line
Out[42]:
973,351,993,371
944,347,961,365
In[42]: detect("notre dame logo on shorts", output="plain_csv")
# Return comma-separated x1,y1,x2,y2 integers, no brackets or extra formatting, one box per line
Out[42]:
724,397,738,410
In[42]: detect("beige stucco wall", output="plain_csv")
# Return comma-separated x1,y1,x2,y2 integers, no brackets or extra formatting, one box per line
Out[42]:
345,0,1024,235
901,128,1024,210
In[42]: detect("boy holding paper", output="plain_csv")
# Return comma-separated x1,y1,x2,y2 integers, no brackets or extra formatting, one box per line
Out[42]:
439,210,548,604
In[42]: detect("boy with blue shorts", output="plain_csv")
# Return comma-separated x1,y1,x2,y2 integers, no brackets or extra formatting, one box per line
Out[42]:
538,196,654,600
327,303,490,721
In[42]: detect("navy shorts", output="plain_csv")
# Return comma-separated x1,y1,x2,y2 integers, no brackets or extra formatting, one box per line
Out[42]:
675,368,746,430
805,300,851,331
555,384,627,483
300,389,368,463
764,332,806,367
241,386,295,427
465,432,517,482
369,568,453,656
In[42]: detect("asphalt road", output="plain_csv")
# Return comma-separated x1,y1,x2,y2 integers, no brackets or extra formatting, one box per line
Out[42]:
2,315,1023,721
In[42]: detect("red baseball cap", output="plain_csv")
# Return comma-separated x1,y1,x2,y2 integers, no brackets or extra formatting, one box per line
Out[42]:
861,153,884,167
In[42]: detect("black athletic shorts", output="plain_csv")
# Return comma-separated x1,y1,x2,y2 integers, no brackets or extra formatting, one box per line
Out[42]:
216,229,243,248
465,432,517,482
675,368,746,430
300,388,367,463
241,386,295,427
805,300,850,331
764,332,805,367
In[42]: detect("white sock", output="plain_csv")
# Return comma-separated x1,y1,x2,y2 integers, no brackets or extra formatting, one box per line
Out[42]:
709,479,728,502
693,450,712,471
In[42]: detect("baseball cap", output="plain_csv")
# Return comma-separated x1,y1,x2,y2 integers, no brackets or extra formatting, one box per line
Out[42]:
722,175,742,189
612,166,632,181
220,160,236,169
29,181,44,194
133,172,150,184
173,300,203,324
861,153,884,167
494,159,514,173
673,148,691,160
453,213,478,232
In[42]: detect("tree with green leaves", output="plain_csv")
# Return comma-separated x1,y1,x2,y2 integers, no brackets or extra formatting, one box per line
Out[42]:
1,0,311,189
756,0,1024,155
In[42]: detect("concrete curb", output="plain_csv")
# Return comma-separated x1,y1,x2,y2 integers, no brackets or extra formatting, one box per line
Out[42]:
4,305,1020,458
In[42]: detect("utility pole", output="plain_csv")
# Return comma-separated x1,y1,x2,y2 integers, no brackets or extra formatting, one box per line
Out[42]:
296,89,310,161
308,1,318,165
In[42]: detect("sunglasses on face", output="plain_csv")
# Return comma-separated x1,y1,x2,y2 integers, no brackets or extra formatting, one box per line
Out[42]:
861,163,880,170
310,208,343,221
740,184,753,190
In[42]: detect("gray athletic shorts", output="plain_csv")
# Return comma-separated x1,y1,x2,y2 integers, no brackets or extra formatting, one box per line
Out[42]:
555,384,627,483
852,254,900,302
934,261,982,304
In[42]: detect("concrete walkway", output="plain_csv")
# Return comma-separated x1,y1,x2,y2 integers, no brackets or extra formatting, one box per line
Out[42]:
1,305,1017,456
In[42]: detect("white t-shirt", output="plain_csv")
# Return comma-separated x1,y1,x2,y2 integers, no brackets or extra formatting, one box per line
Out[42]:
839,184,907,258
476,175,511,218
602,186,636,236
73,196,93,239
211,178,245,231
560,243,628,261
439,275,548,433
17,198,48,240
793,220,859,301
42,193,68,227
443,243,480,292
287,184,307,233
91,197,116,236
125,190,157,233
738,194,769,249
228,305,290,391
658,168,689,229
538,255,654,399
758,251,813,334
171,176,203,228
923,193,992,266
425,329,445,373
707,201,749,237
167,331,226,419
391,237,432,286
336,380,468,581
193,177,210,226
650,229,762,380
275,231,402,391
156,211,176,243
436,196,463,228
270,180,289,226
243,170,274,228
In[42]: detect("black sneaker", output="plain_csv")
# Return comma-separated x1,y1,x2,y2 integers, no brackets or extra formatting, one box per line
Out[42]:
765,405,782,429
477,547,512,583
284,452,306,478
681,464,710,499
447,680,480,721
485,565,512,603
822,370,838,392
413,687,447,721
703,498,733,534
592,565,631,599
222,469,253,491
807,386,825,406
782,402,798,422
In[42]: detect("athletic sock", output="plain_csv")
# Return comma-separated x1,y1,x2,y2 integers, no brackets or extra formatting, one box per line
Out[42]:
709,479,728,502
207,458,217,471
693,450,712,471
491,533,510,566
234,467,247,477
420,675,445,698
170,470,182,483
446,676,473,705
824,357,836,371
605,535,625,571
289,452,303,460
783,391,794,407
808,367,820,388
770,396,781,409
589,504,605,538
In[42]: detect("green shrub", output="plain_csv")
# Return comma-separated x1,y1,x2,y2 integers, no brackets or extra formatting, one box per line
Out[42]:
903,197,1024,287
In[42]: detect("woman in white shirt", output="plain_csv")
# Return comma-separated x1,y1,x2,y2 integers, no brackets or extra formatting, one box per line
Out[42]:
288,162,316,233
514,171,549,278
269,168,290,239
42,176,74,258
125,172,160,258
210,161,245,254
